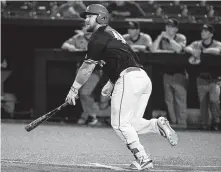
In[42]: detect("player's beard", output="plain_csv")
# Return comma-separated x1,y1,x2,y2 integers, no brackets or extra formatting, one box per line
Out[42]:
85,23,95,32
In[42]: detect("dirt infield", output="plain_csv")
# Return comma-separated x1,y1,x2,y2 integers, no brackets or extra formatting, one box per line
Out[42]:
1,121,221,172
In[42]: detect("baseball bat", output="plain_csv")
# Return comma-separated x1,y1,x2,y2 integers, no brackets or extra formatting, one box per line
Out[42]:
25,102,68,132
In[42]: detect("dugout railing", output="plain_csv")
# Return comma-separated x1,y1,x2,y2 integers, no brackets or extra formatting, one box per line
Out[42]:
34,49,221,122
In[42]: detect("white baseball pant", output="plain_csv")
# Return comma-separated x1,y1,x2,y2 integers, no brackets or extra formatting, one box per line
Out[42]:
110,67,161,156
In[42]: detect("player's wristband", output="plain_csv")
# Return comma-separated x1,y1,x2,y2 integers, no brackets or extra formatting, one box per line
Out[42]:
71,81,82,92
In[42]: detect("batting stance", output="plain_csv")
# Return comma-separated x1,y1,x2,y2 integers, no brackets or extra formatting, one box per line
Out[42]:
65,4,178,171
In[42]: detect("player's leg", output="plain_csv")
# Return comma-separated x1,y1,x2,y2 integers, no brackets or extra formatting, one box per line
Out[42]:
163,74,177,124
197,77,210,128
209,82,220,130
131,72,178,146
173,74,188,126
129,75,160,135
79,71,100,125
111,70,153,170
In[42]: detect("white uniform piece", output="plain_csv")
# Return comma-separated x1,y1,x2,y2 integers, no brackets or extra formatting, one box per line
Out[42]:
110,68,161,145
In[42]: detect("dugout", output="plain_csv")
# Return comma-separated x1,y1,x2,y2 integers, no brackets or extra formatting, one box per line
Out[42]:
2,18,221,122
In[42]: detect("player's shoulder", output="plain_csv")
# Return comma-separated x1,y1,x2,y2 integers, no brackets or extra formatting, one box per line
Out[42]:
176,33,186,40
213,40,221,46
104,26,120,38
104,25,115,33
193,40,202,44
90,26,113,43
140,32,152,39
188,40,201,47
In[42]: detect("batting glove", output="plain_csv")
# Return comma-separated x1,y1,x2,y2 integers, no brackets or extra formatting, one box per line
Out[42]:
66,87,78,105
101,80,114,98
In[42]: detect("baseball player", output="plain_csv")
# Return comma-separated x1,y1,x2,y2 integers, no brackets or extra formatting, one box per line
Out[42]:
184,24,221,131
123,21,152,52
151,18,188,127
65,4,178,171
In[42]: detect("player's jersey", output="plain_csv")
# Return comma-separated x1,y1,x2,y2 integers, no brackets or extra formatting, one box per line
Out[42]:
188,39,221,79
123,33,152,48
85,25,143,83
159,33,187,74
188,39,221,51
160,33,186,51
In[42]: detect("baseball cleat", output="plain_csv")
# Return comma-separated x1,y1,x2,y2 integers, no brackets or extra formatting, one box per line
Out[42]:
77,118,87,125
129,157,153,171
157,117,178,146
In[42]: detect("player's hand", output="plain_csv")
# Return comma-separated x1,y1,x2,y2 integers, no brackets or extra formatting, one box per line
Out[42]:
161,31,173,41
65,87,78,105
101,80,114,98
188,55,201,65
99,95,110,110
160,31,168,38
192,49,201,58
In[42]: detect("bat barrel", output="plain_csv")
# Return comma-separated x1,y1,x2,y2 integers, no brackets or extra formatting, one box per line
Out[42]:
24,102,69,132
25,125,33,132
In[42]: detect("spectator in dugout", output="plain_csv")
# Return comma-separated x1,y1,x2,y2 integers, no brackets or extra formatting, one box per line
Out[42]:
123,21,152,52
61,26,103,126
184,24,221,131
151,18,188,127
107,1,146,20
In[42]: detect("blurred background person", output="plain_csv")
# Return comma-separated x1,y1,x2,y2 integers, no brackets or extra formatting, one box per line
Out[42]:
123,21,152,52
181,5,189,18
207,5,215,19
107,1,146,20
61,26,90,52
51,1,86,19
1,56,17,119
61,26,103,126
155,4,163,17
184,24,221,131
151,18,188,127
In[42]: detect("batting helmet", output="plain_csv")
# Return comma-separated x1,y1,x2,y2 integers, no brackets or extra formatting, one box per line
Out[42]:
80,4,109,25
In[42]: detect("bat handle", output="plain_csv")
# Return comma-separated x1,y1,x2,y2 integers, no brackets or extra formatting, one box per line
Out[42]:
58,102,69,110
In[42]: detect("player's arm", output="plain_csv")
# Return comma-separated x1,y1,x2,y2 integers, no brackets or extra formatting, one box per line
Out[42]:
61,36,82,52
131,45,146,52
131,34,153,52
168,34,186,53
71,59,97,90
184,41,201,57
202,42,221,55
150,32,173,53
203,48,221,54
145,34,153,50
66,57,97,105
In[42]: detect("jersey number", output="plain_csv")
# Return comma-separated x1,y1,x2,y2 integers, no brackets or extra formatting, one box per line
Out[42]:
112,31,126,44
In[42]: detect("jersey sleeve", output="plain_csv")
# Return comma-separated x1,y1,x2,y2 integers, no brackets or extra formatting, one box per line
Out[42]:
187,41,200,49
214,41,221,53
85,33,109,64
143,34,152,47
65,35,78,46
176,34,187,49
